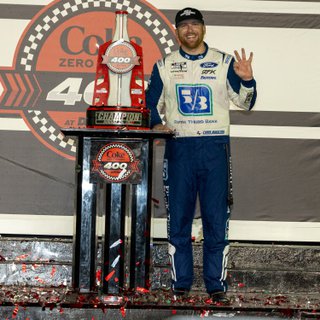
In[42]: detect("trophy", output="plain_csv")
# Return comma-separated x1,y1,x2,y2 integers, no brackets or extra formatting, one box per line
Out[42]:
86,11,150,129
61,9,175,298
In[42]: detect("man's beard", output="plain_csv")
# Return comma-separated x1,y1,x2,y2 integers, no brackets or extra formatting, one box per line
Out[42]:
179,33,204,50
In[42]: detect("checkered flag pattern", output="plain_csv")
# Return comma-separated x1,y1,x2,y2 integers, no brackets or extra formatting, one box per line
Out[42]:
20,0,175,71
29,110,76,153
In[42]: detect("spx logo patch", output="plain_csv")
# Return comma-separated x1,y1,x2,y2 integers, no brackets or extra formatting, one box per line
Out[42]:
176,84,213,116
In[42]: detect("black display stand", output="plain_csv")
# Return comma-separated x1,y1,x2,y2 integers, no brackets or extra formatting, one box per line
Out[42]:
61,128,172,295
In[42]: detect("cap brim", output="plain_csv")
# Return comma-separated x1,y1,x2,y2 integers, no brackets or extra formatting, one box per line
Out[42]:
176,18,204,27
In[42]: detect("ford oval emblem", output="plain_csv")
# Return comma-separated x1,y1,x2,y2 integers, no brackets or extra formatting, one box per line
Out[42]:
200,62,218,68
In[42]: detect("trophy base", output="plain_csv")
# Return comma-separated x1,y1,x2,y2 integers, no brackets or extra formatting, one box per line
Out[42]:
86,106,150,129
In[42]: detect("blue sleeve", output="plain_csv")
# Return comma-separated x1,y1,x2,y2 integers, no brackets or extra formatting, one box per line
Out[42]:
227,58,257,109
145,63,164,127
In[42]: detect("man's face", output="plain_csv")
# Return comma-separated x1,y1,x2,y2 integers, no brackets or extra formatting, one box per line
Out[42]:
175,19,206,51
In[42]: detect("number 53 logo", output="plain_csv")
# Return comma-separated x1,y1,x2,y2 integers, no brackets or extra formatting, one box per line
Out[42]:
176,84,213,116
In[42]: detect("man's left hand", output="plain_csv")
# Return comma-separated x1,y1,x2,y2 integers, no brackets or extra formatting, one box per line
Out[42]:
233,48,254,81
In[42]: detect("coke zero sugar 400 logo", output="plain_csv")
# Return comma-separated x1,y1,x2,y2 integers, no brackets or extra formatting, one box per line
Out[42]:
0,0,177,159
103,41,140,74
92,143,140,183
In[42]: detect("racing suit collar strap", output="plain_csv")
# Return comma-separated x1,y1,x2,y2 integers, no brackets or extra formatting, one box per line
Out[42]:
179,42,208,61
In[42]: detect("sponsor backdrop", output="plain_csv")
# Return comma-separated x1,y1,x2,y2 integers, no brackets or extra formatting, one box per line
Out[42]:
0,0,320,241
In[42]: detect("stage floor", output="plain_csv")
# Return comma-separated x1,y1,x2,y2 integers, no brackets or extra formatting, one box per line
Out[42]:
0,286,319,319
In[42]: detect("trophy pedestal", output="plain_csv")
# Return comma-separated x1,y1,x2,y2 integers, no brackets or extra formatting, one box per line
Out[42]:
61,128,173,295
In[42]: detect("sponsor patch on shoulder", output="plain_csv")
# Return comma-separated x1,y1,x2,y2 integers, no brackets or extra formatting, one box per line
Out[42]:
225,54,232,64
157,59,164,67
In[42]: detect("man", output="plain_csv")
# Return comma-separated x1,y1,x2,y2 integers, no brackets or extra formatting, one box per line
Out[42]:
146,7,257,303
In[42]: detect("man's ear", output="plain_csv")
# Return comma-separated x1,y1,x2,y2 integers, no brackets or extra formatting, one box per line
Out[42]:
175,28,181,44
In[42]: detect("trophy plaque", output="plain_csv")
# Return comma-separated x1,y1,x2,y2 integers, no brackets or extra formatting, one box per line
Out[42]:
86,11,150,129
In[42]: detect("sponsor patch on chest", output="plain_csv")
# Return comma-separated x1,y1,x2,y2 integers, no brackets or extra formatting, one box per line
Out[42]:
170,62,187,73
176,84,213,116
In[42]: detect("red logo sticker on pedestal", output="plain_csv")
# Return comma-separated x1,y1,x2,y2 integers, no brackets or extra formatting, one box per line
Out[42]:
92,143,140,183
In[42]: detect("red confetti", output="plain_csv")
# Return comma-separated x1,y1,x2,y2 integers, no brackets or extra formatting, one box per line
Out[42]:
105,270,115,282
78,295,87,303
238,282,245,288
114,277,119,282
151,197,160,204
12,306,19,318
120,306,126,318
96,270,102,282
172,310,177,315
264,298,272,306
204,297,212,304
136,287,149,294
22,264,27,273
34,276,45,284
101,306,107,314
238,294,245,301
16,254,29,260
201,310,209,318
51,266,56,278
281,308,294,318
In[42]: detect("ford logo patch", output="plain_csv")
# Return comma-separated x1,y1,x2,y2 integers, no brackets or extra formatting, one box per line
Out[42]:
200,62,218,68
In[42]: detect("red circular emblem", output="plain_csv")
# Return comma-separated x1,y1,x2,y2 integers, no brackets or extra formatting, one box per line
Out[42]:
104,41,139,74
92,143,139,182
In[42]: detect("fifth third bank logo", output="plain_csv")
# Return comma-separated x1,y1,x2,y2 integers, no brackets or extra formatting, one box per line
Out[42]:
177,84,213,116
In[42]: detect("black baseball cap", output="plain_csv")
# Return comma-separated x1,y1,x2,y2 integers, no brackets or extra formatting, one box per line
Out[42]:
175,7,204,28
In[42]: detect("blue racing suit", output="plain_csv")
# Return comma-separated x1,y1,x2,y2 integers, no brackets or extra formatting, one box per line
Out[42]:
146,43,257,293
